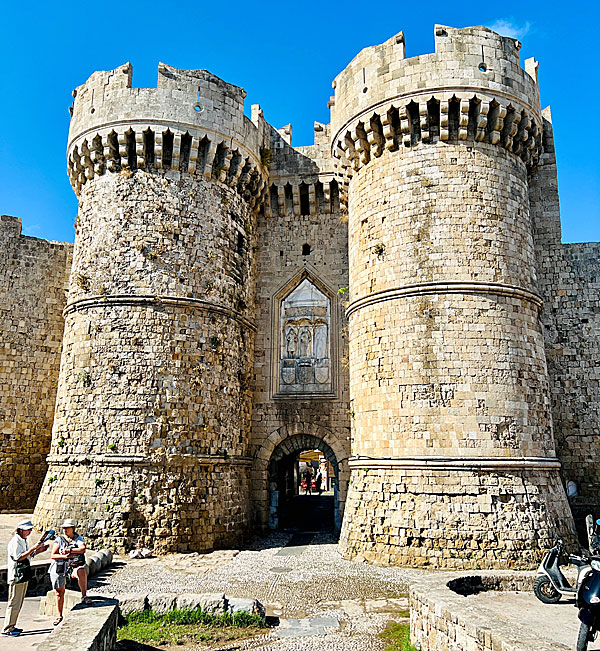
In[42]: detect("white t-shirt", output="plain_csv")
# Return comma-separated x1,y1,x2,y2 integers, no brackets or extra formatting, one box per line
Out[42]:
6,534,28,584
49,535,85,574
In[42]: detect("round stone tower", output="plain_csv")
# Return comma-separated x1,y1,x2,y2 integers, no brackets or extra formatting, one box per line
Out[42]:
34,63,269,552
331,25,576,568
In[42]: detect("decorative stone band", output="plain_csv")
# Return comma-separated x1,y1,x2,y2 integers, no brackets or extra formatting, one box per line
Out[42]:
63,294,256,333
46,453,253,467
67,121,268,210
345,281,543,319
331,90,543,204
264,173,340,218
348,456,563,471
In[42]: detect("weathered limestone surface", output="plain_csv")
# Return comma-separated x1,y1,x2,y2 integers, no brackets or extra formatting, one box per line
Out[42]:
251,120,351,534
530,113,600,532
334,25,576,567
0,216,71,510
1,24,597,565
34,66,268,553
409,572,571,651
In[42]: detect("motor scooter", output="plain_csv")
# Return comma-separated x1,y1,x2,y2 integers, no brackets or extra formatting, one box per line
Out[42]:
534,538,590,603
575,518,600,651
575,557,600,650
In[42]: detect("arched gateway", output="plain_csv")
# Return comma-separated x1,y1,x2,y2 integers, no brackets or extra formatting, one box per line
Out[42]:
253,424,350,533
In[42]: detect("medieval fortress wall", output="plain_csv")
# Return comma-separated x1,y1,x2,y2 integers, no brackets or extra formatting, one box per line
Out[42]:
0,216,72,510
0,24,598,567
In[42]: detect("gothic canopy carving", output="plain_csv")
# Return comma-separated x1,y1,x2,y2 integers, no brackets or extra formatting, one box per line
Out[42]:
278,278,332,395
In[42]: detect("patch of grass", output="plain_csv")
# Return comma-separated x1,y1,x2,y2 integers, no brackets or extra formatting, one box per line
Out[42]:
118,608,267,646
379,621,417,651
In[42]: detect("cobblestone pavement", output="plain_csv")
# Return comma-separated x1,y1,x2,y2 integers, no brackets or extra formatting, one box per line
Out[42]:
91,532,417,650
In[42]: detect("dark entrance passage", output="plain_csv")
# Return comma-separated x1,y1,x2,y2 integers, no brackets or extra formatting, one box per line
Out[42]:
278,494,334,532
268,435,340,534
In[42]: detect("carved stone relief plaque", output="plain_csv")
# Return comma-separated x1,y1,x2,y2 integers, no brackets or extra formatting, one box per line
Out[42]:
278,279,331,394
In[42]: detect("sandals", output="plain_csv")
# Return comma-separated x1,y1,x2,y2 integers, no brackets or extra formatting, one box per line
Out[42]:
53,617,63,626
81,597,93,605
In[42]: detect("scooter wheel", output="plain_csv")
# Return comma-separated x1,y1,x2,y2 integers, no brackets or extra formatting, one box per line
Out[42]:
533,575,561,604
577,622,592,651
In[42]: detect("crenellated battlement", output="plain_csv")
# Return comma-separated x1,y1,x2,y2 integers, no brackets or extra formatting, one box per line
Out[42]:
67,63,270,207
264,121,340,218
330,25,543,203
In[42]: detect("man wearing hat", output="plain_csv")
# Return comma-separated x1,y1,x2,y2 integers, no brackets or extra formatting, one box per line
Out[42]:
2,520,47,637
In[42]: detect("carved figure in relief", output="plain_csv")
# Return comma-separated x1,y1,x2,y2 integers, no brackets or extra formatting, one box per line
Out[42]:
314,324,327,360
298,328,312,358
285,328,297,359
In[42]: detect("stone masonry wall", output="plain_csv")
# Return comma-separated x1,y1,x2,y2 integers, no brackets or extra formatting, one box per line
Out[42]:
409,572,562,651
0,215,71,510
251,124,351,531
530,114,600,535
335,24,576,567
342,467,573,569
34,170,258,553
549,243,600,525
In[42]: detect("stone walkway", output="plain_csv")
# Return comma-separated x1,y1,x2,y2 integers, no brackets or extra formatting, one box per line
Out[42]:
467,591,600,650
0,596,53,650
92,532,416,650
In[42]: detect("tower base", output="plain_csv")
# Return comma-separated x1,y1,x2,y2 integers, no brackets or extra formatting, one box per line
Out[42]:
33,457,251,554
339,461,576,569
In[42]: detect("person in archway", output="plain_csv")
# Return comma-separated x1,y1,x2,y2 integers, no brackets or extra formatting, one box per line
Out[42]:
315,468,323,495
303,467,312,495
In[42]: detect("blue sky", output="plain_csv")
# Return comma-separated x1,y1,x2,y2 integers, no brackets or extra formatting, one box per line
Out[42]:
0,1,598,244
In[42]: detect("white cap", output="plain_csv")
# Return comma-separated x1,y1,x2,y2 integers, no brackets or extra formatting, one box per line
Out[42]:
17,520,34,530
60,519,77,529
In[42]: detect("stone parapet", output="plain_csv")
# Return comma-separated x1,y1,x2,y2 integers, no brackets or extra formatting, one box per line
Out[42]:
41,598,119,651
330,26,543,207
67,64,269,208
409,571,571,650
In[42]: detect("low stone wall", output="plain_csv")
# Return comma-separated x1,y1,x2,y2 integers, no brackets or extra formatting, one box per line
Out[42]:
409,571,571,651
39,598,119,651
0,560,51,597
117,591,265,617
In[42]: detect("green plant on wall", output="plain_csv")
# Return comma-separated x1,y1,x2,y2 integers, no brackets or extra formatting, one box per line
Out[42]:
77,369,92,387
260,147,272,170
373,243,385,257
75,273,91,292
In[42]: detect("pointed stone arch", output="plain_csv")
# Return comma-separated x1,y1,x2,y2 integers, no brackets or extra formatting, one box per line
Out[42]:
252,422,350,533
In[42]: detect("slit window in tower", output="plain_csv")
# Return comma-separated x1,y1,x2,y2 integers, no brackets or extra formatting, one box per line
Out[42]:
162,130,174,169
180,132,192,172
143,129,155,169
300,183,310,216
302,243,311,256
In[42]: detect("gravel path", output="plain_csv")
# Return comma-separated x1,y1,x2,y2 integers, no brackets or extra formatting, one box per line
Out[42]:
94,532,418,650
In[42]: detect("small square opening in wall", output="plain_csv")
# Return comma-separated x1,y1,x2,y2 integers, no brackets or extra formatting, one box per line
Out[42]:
302,243,311,256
